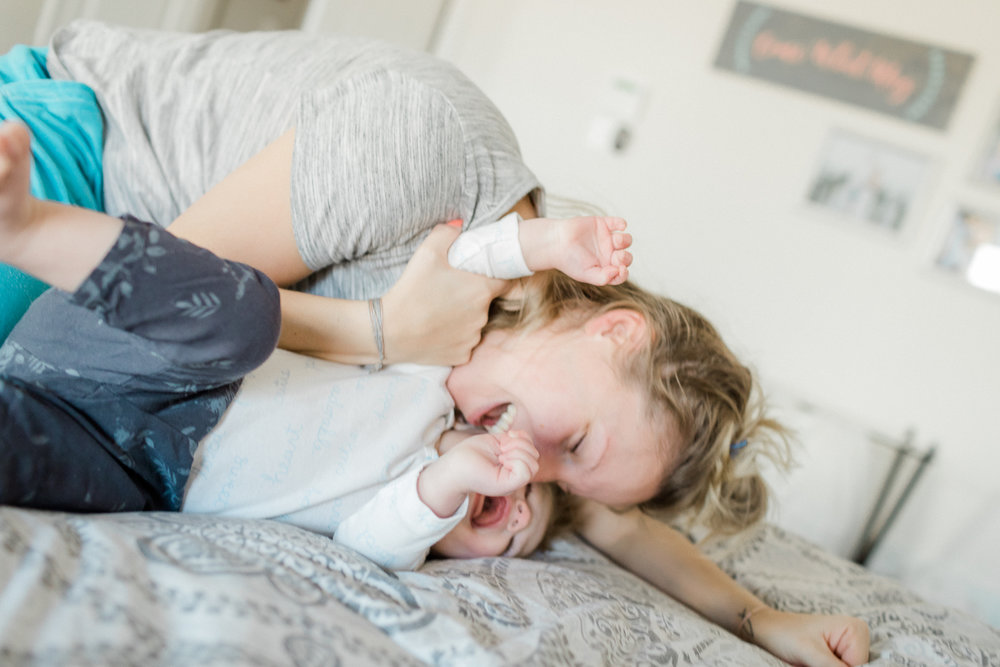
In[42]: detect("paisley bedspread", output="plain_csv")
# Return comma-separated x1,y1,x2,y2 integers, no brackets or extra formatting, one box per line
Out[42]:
0,507,997,666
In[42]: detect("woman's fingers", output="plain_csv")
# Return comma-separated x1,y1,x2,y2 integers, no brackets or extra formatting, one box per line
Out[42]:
382,223,508,365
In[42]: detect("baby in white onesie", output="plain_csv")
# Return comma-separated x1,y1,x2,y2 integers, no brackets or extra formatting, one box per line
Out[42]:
184,213,631,570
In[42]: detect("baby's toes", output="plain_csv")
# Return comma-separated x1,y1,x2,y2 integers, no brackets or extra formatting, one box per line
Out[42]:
0,122,30,158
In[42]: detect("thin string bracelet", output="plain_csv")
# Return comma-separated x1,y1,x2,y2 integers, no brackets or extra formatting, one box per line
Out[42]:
736,605,768,640
368,297,384,372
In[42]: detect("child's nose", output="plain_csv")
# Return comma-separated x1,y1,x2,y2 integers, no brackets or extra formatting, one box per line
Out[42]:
507,498,531,533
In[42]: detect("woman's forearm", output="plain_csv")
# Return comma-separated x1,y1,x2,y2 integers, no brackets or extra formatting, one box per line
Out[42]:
624,514,766,635
578,502,766,636
277,288,380,365
276,224,508,367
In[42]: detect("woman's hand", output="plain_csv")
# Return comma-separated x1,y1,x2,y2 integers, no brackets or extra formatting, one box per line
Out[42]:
382,223,508,366
572,502,870,667
750,608,870,667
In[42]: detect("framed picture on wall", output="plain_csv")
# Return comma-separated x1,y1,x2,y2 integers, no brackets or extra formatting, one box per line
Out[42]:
713,1,975,130
805,129,932,233
935,206,1000,296
973,105,1000,188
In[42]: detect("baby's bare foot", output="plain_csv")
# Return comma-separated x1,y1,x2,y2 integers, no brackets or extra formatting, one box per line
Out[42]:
0,121,125,291
0,121,36,257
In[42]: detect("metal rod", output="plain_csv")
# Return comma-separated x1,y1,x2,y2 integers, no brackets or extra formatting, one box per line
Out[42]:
854,446,936,565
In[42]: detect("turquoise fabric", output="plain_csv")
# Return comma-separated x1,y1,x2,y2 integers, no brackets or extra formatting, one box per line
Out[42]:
0,45,104,341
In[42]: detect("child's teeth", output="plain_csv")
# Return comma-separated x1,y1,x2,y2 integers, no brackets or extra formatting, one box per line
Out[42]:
486,404,516,434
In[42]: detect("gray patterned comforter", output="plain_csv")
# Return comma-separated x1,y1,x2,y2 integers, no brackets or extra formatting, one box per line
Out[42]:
0,507,997,666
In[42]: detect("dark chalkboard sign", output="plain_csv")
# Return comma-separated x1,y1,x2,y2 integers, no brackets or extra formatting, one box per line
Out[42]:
714,2,975,130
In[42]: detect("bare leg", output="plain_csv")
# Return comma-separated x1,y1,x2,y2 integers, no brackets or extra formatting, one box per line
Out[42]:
0,120,122,292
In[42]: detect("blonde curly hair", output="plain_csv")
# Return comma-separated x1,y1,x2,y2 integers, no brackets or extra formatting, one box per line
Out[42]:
485,270,791,534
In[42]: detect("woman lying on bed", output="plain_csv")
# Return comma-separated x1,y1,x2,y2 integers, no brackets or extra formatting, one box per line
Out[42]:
0,120,597,571
1,119,866,666
1,23,868,665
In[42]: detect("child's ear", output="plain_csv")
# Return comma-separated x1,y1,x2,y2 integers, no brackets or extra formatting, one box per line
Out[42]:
584,309,647,352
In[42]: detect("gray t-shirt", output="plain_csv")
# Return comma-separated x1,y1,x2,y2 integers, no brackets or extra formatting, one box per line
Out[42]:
47,20,543,299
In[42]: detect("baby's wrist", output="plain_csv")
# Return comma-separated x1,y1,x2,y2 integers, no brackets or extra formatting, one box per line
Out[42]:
518,217,559,272
417,457,469,518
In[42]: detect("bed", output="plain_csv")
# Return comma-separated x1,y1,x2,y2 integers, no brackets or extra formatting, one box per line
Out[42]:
1,506,997,666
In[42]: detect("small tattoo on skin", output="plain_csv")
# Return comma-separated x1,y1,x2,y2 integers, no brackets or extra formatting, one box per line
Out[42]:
738,607,755,639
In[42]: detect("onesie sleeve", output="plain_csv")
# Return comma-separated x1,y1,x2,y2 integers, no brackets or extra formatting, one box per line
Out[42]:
333,464,468,571
291,70,467,271
446,212,532,279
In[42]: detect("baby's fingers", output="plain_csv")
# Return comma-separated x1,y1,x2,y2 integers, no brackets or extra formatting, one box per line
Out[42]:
500,445,539,473
599,266,623,285
581,265,627,287
598,216,628,233
499,430,538,456
494,458,534,491
499,447,539,483
501,460,533,489
612,231,632,250
605,250,632,285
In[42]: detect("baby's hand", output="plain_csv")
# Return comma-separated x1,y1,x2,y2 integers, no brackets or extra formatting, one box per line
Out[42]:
491,430,540,491
520,216,633,286
453,429,539,497
419,430,538,519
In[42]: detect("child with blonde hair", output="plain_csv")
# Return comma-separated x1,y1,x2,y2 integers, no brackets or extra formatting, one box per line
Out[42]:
0,119,867,665
0,119,618,571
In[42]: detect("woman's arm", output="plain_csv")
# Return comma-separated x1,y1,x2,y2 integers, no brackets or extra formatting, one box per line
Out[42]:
277,224,507,365
167,128,307,286
166,129,514,366
577,501,869,666
577,500,765,631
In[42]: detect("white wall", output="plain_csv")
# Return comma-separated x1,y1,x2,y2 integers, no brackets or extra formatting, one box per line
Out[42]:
0,0,306,50
216,0,308,32
4,0,997,626
0,2,43,51
22,0,223,45
301,0,446,51
435,0,1000,625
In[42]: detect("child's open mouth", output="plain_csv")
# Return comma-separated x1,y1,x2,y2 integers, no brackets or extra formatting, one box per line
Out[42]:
469,493,510,528
482,403,516,434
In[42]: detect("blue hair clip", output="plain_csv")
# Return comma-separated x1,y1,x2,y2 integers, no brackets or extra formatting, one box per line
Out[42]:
730,439,748,455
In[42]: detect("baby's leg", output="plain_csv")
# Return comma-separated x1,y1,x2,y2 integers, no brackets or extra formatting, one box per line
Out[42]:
0,209,281,510
0,378,161,511
1,118,280,387
0,121,122,293
0,120,281,512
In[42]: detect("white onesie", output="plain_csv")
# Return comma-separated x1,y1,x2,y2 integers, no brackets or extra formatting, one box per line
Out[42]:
183,214,530,570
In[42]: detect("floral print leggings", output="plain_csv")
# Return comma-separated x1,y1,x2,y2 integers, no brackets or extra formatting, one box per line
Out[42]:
0,217,280,512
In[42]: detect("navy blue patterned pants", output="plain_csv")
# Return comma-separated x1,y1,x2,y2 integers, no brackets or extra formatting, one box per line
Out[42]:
0,217,281,512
